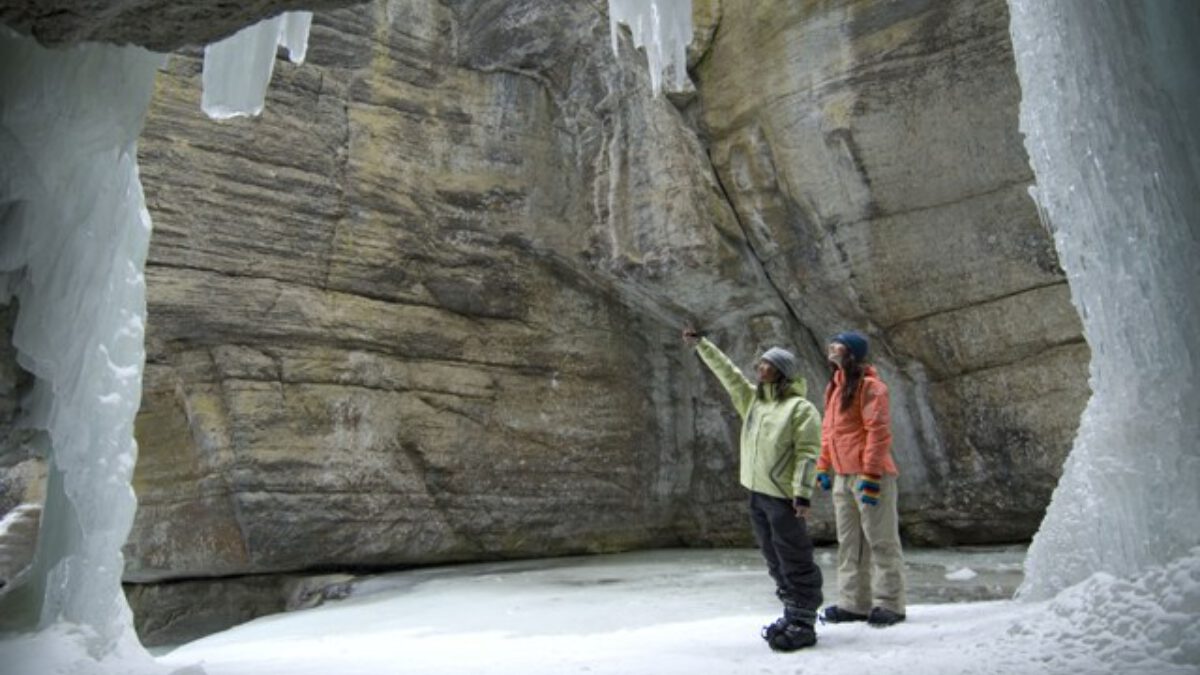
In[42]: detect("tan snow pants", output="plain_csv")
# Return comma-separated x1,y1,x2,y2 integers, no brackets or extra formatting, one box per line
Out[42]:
832,473,907,615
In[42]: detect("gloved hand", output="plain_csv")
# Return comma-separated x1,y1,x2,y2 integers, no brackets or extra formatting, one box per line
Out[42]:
816,471,832,492
857,474,881,505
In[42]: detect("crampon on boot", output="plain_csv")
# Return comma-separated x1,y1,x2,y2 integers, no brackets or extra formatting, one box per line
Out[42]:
761,616,789,642
763,602,817,651
766,620,816,652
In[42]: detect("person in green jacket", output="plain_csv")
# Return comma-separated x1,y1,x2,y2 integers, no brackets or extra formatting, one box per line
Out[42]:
683,327,823,652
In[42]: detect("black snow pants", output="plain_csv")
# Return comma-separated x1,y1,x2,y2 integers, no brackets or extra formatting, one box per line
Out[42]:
749,491,823,622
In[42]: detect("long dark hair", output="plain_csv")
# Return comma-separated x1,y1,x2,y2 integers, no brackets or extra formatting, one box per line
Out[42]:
830,355,864,411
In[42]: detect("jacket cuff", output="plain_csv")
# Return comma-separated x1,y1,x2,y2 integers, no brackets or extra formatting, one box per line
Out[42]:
793,482,814,501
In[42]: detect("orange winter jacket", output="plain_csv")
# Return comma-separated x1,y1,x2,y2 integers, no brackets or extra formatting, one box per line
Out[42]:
817,365,898,477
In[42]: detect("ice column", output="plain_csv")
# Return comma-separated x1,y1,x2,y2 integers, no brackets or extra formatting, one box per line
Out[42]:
1007,0,1200,598
0,29,172,673
608,0,693,95
201,11,313,119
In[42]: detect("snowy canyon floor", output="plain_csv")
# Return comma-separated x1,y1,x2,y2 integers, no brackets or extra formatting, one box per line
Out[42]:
151,546,1086,675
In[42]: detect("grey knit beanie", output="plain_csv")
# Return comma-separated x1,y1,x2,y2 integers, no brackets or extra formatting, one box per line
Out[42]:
760,347,798,381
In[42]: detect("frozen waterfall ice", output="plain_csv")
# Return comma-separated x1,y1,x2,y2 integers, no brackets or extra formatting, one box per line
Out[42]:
0,27,175,674
201,12,313,120
608,0,693,95
1007,0,1200,599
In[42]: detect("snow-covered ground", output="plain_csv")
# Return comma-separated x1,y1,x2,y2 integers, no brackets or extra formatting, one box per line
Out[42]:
147,546,1196,675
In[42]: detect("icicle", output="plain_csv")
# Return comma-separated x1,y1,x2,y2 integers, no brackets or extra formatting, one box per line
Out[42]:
608,0,693,95
280,12,314,65
200,11,313,119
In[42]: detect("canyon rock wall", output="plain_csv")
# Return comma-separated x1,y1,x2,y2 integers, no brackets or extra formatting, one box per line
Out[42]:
693,0,1089,543
127,0,791,586
0,0,1089,644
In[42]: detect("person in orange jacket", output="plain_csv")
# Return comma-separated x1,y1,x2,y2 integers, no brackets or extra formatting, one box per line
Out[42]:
815,331,907,627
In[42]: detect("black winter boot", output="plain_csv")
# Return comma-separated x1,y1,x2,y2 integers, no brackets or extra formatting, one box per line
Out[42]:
867,606,906,627
820,605,868,623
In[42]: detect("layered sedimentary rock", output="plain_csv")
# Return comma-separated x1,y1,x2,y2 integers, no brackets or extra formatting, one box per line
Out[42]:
0,0,362,52
693,0,1089,543
0,0,1088,644
128,1,792,588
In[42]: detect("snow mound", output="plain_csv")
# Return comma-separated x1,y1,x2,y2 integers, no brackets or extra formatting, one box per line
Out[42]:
945,567,978,581
999,548,1200,673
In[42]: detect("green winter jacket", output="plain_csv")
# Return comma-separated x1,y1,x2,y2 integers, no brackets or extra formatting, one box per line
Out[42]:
695,338,822,501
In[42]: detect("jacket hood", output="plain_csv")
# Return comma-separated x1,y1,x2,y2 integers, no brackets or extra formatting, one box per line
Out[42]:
787,377,807,397
760,376,807,400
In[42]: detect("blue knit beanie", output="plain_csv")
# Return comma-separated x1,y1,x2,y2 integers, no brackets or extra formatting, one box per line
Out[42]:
831,331,869,361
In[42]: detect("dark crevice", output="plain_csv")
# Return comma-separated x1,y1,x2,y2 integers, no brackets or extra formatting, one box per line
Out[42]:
928,336,1088,384
882,279,1070,331
703,149,825,357
398,441,485,555
842,175,1036,227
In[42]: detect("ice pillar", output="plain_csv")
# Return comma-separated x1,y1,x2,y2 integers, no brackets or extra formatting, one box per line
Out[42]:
1007,0,1200,598
0,28,166,669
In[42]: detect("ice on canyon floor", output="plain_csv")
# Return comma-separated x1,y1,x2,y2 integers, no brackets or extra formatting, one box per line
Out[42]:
201,11,313,119
944,567,978,581
151,547,1197,675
